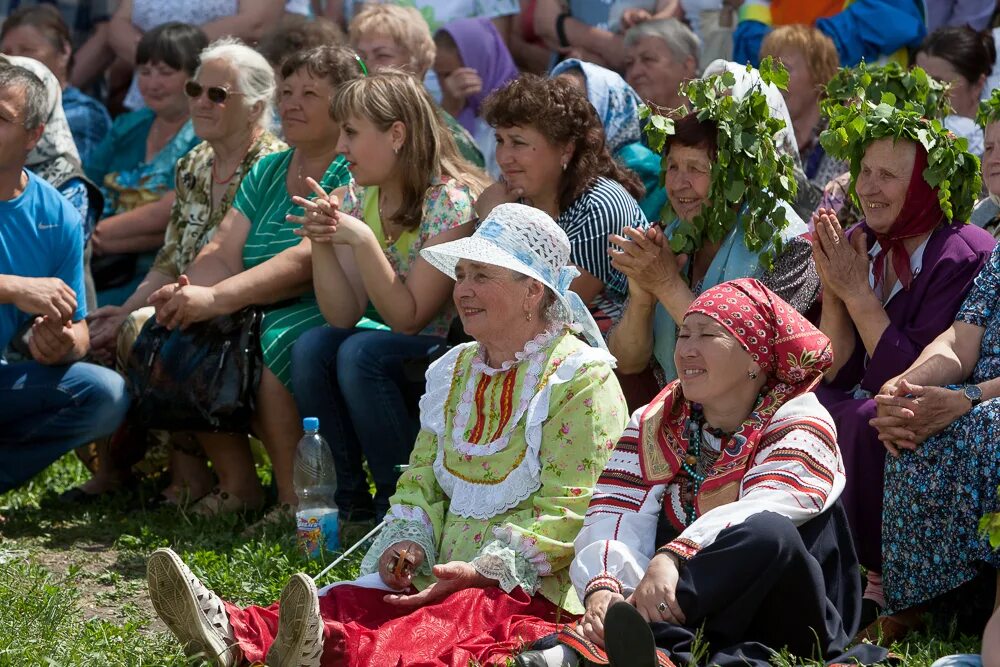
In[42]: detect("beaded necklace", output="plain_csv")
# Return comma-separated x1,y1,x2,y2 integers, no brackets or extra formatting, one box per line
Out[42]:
679,391,768,525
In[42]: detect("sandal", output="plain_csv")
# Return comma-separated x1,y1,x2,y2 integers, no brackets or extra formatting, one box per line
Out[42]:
192,488,264,517
242,503,296,537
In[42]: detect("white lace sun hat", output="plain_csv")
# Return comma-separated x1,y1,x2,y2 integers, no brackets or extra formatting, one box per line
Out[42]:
420,203,607,349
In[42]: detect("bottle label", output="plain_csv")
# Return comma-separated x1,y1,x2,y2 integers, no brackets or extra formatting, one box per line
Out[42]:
296,508,340,558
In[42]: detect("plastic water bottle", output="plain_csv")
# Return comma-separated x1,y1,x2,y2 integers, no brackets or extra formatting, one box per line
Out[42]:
294,417,340,558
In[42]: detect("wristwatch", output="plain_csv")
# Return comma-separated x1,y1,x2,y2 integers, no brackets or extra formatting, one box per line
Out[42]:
962,383,983,407
555,13,571,48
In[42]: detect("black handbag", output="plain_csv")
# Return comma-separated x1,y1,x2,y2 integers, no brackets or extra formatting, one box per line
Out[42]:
124,308,264,433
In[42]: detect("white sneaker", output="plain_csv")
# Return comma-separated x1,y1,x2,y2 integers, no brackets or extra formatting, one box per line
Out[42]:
265,573,323,667
147,547,239,667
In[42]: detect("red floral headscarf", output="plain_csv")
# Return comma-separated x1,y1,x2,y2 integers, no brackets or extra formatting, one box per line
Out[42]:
636,279,833,499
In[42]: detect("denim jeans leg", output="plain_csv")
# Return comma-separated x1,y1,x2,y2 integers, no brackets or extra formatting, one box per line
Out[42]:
291,325,374,518
0,360,129,493
336,330,446,517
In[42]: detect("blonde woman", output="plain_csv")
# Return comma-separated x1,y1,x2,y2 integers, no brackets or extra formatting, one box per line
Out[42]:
347,3,485,167
288,71,489,528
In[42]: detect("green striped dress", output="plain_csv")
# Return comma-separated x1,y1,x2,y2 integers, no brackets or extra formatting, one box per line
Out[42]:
232,149,352,388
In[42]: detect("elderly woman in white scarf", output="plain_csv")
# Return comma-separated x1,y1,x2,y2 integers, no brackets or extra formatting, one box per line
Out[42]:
145,203,629,667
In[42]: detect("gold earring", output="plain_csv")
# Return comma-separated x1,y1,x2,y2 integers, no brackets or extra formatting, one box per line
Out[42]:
747,369,758,380
525,311,532,322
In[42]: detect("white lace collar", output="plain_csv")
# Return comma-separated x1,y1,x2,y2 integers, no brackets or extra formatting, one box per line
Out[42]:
471,328,561,376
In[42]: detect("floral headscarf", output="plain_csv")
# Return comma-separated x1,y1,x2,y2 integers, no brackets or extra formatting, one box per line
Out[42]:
550,58,643,155
637,279,832,496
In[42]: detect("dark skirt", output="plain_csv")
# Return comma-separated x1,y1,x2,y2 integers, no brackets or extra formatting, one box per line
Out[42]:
558,503,887,666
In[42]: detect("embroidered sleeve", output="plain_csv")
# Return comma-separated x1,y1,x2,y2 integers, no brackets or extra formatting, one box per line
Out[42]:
570,406,666,601
359,427,447,575
360,504,437,577
472,359,628,595
664,399,844,559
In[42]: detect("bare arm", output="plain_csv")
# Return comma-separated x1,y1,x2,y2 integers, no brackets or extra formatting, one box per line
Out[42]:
200,0,286,44
311,242,367,329
351,223,472,336
211,240,313,313
491,15,513,44
322,0,345,26
607,290,656,375
92,192,175,253
892,321,984,390
108,0,142,66
534,0,625,70
841,288,891,359
182,208,252,287
819,293,858,380
70,23,115,89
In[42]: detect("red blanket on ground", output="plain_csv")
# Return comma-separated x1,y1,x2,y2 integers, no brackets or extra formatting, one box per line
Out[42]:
227,583,571,666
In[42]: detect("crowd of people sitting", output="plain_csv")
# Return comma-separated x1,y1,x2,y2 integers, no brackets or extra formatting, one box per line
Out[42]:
2,1,1000,666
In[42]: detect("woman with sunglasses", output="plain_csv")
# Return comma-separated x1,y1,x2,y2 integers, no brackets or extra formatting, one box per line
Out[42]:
66,38,287,506
84,22,205,307
146,45,367,521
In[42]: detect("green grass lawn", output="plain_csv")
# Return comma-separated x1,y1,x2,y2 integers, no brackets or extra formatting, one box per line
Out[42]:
0,454,983,666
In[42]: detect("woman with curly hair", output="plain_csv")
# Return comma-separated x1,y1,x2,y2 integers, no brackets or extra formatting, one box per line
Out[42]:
478,74,648,334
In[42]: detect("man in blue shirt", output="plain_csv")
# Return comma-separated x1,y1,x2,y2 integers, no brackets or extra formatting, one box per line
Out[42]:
0,63,128,495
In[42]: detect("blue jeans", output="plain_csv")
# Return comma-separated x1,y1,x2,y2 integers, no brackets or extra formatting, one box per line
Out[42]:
931,656,983,667
0,360,130,493
291,326,445,519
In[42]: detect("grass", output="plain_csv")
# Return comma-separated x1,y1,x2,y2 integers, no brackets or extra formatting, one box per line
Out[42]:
0,454,985,666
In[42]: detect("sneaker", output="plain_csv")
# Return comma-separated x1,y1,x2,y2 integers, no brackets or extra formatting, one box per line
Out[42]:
147,547,239,667
265,573,323,667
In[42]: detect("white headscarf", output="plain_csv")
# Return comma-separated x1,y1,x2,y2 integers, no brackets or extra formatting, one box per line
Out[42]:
702,58,803,169
0,55,83,188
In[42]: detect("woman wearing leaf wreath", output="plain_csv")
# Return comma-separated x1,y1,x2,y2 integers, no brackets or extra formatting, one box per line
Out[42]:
810,98,996,629
608,60,820,402
516,278,887,667
862,90,1000,642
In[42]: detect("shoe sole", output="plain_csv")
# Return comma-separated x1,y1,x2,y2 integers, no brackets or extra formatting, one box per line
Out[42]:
266,573,322,667
146,548,233,667
604,602,658,667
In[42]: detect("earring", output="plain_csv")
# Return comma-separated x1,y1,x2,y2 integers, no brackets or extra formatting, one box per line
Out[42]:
393,146,400,155
561,162,567,172
525,311,532,322
747,369,758,380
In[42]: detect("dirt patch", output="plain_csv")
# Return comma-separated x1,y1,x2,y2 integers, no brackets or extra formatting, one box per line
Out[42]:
30,543,167,634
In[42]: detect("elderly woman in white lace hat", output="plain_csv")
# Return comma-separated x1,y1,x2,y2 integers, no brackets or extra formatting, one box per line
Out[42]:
145,203,629,667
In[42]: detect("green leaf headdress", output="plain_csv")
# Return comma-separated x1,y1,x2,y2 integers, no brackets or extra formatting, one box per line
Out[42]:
977,88,1000,128
640,57,798,271
820,95,981,223
821,61,953,120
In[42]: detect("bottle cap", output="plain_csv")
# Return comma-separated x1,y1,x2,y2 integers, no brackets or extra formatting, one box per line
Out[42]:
303,417,319,432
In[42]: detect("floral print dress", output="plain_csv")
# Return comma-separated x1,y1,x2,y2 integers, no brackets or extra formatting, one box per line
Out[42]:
359,328,629,613
882,243,1000,614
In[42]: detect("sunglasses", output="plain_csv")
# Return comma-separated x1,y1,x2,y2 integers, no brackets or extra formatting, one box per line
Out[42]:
184,80,246,104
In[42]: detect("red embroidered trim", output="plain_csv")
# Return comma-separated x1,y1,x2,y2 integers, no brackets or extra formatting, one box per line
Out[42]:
662,537,701,561
488,369,518,442
468,373,492,443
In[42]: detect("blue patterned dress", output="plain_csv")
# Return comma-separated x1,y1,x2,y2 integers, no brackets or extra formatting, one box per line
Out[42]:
882,244,1000,614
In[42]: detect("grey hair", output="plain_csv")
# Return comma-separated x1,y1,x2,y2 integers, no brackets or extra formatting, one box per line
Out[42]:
0,65,47,130
624,18,701,64
509,269,571,327
195,38,276,131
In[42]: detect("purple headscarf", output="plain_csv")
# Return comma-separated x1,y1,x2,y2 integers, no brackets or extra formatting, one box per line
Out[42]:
437,17,519,134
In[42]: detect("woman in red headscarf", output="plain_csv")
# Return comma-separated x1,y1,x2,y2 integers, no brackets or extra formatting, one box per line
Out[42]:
809,134,995,631
515,278,887,667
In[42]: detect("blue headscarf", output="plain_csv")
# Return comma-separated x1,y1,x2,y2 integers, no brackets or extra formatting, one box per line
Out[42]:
550,59,643,155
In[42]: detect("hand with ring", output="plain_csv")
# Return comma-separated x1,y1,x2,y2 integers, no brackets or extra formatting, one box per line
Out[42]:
628,552,685,624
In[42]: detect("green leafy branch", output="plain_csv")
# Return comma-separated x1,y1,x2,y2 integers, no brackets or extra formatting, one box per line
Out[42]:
820,93,981,223
640,57,797,271
978,88,1000,128
822,61,953,121
980,486,1000,550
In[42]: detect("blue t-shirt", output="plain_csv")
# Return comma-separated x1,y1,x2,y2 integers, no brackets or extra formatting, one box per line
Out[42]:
0,170,86,351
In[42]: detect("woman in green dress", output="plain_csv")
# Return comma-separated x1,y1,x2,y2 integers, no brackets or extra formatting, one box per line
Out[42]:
148,46,367,519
